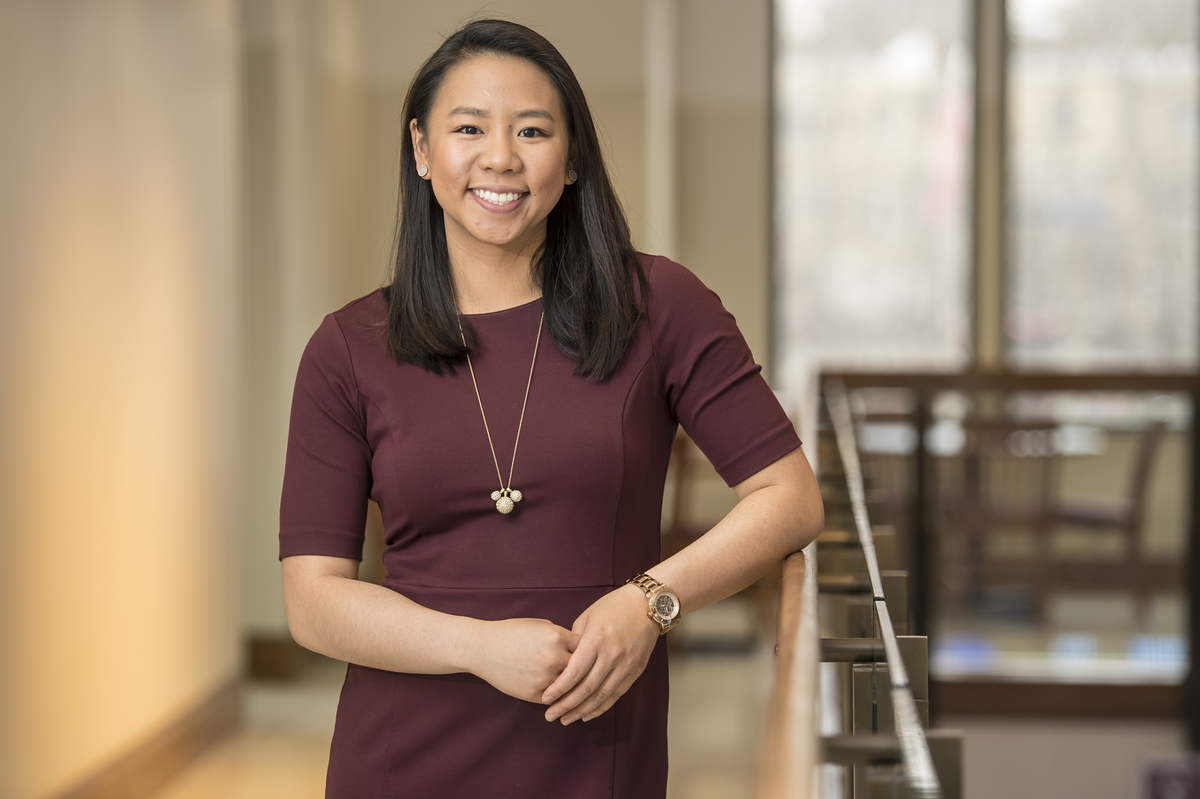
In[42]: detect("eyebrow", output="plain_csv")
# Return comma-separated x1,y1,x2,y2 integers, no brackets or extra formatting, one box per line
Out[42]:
448,106,557,122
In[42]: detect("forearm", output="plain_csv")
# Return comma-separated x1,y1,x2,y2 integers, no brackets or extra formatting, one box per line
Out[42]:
541,449,821,725
649,448,823,615
283,559,482,674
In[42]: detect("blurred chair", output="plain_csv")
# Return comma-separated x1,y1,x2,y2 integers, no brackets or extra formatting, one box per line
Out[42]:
1049,421,1165,621
938,417,1059,622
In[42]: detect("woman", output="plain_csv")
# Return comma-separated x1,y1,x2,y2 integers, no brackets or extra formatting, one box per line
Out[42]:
280,18,822,799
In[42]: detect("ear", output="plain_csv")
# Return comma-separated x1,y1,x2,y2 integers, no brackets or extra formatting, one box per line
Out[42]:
409,118,429,177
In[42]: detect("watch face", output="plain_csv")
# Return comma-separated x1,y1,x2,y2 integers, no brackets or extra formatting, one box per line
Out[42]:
653,591,680,621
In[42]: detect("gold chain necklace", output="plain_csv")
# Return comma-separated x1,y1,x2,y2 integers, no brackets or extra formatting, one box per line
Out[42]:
460,311,543,514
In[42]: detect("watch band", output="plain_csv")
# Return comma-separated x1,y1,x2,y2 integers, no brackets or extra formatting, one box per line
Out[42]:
625,572,680,634
627,572,666,595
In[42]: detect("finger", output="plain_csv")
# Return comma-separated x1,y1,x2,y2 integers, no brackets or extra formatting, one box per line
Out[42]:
542,645,597,709
566,676,619,719
553,660,617,724
568,662,636,723
547,664,606,721
580,690,621,722
580,667,643,721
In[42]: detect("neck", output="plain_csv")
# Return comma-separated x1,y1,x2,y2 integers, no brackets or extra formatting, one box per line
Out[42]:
447,228,543,315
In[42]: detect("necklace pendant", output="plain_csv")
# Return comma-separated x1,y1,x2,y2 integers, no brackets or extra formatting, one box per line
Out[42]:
492,488,523,515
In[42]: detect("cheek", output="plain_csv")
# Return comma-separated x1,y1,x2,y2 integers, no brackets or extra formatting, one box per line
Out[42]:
531,171,567,204
533,184,564,205
427,160,467,205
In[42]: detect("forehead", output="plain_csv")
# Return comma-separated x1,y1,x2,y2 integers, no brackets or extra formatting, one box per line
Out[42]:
433,54,563,118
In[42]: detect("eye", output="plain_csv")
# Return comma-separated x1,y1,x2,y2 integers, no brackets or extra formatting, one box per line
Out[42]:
454,125,482,135
517,127,547,138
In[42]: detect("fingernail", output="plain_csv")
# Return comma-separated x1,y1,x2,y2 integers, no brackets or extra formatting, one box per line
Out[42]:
545,713,559,722
562,715,577,726
543,695,557,704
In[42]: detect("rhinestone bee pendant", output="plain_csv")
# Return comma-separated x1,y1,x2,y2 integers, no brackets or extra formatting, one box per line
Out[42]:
490,488,524,514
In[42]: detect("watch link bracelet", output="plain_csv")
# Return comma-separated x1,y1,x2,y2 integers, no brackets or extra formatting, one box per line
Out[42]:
625,573,681,635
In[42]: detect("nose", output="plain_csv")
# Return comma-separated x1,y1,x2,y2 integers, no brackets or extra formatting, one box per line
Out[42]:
479,129,521,173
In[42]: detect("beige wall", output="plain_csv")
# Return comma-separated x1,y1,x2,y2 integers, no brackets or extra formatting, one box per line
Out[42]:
678,0,771,369
0,3,242,798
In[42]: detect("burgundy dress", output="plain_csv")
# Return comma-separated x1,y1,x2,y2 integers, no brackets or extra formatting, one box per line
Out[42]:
279,255,801,799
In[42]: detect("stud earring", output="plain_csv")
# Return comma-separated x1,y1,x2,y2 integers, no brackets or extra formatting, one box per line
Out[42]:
417,164,428,177
568,169,578,182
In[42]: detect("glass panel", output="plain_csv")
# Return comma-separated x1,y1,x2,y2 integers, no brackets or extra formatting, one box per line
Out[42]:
1008,0,1200,369
774,0,972,400
928,390,1186,683
849,382,1190,685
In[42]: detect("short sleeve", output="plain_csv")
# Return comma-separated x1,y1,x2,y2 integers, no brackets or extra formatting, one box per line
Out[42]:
278,314,373,561
646,256,801,486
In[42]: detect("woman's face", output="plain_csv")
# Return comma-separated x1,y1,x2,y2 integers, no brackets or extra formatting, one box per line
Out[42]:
411,54,575,260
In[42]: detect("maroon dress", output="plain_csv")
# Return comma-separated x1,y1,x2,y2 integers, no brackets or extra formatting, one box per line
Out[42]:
279,255,801,799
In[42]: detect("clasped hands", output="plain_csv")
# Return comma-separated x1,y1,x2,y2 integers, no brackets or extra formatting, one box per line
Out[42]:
470,584,660,725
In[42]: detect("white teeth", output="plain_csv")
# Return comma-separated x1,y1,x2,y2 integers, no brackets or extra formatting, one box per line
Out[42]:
473,189,521,205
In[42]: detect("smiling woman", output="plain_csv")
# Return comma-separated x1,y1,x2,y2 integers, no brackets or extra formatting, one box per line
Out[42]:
278,18,823,799
410,55,575,311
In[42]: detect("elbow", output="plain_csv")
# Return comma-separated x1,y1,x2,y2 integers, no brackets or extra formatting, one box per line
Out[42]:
282,577,318,652
792,486,824,551
283,600,311,651
285,611,312,652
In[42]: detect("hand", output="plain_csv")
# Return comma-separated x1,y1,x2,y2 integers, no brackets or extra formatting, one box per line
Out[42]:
469,618,580,703
540,585,659,725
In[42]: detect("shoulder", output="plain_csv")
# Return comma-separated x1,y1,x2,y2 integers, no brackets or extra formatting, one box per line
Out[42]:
328,289,387,334
314,289,389,354
636,253,731,325
637,253,711,302
299,289,388,387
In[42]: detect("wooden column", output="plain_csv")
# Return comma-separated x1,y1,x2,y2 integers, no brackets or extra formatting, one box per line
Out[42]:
970,0,1008,369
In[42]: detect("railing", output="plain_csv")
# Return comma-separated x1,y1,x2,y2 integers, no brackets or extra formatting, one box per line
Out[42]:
758,541,820,798
758,381,962,798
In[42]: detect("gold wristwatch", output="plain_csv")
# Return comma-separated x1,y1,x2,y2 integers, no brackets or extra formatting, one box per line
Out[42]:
626,573,681,635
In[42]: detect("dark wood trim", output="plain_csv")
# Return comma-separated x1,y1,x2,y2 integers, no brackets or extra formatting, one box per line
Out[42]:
246,632,312,680
932,679,1181,720
912,390,930,636
56,678,240,799
1188,382,1200,748
821,371,1200,392
1190,0,1200,752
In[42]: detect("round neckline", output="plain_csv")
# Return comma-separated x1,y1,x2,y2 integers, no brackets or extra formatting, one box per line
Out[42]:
460,296,543,318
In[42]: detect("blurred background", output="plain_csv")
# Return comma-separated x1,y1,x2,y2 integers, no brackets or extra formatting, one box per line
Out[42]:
0,0,1195,798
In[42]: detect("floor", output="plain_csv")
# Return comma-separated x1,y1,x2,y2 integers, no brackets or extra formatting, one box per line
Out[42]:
148,598,1190,799
942,715,1188,799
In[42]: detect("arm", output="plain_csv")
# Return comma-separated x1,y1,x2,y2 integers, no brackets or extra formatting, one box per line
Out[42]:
282,555,580,703
541,445,823,723
281,315,580,704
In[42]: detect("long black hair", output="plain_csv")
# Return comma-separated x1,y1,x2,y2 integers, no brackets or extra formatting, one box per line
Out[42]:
384,19,645,380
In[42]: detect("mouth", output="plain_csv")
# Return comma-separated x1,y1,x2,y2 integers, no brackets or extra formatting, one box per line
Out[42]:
470,188,528,211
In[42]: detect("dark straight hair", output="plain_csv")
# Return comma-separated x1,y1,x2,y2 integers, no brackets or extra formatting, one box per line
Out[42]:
384,19,646,380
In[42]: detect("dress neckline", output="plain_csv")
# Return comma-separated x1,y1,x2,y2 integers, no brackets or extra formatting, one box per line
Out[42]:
460,296,543,319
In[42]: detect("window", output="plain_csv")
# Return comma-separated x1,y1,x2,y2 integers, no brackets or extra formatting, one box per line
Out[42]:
774,0,973,400
1008,0,1199,370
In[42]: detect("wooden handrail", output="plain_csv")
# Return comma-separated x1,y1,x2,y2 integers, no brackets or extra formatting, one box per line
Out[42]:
757,542,821,799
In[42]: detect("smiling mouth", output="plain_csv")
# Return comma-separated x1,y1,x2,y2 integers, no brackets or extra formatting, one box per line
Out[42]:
471,188,526,205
